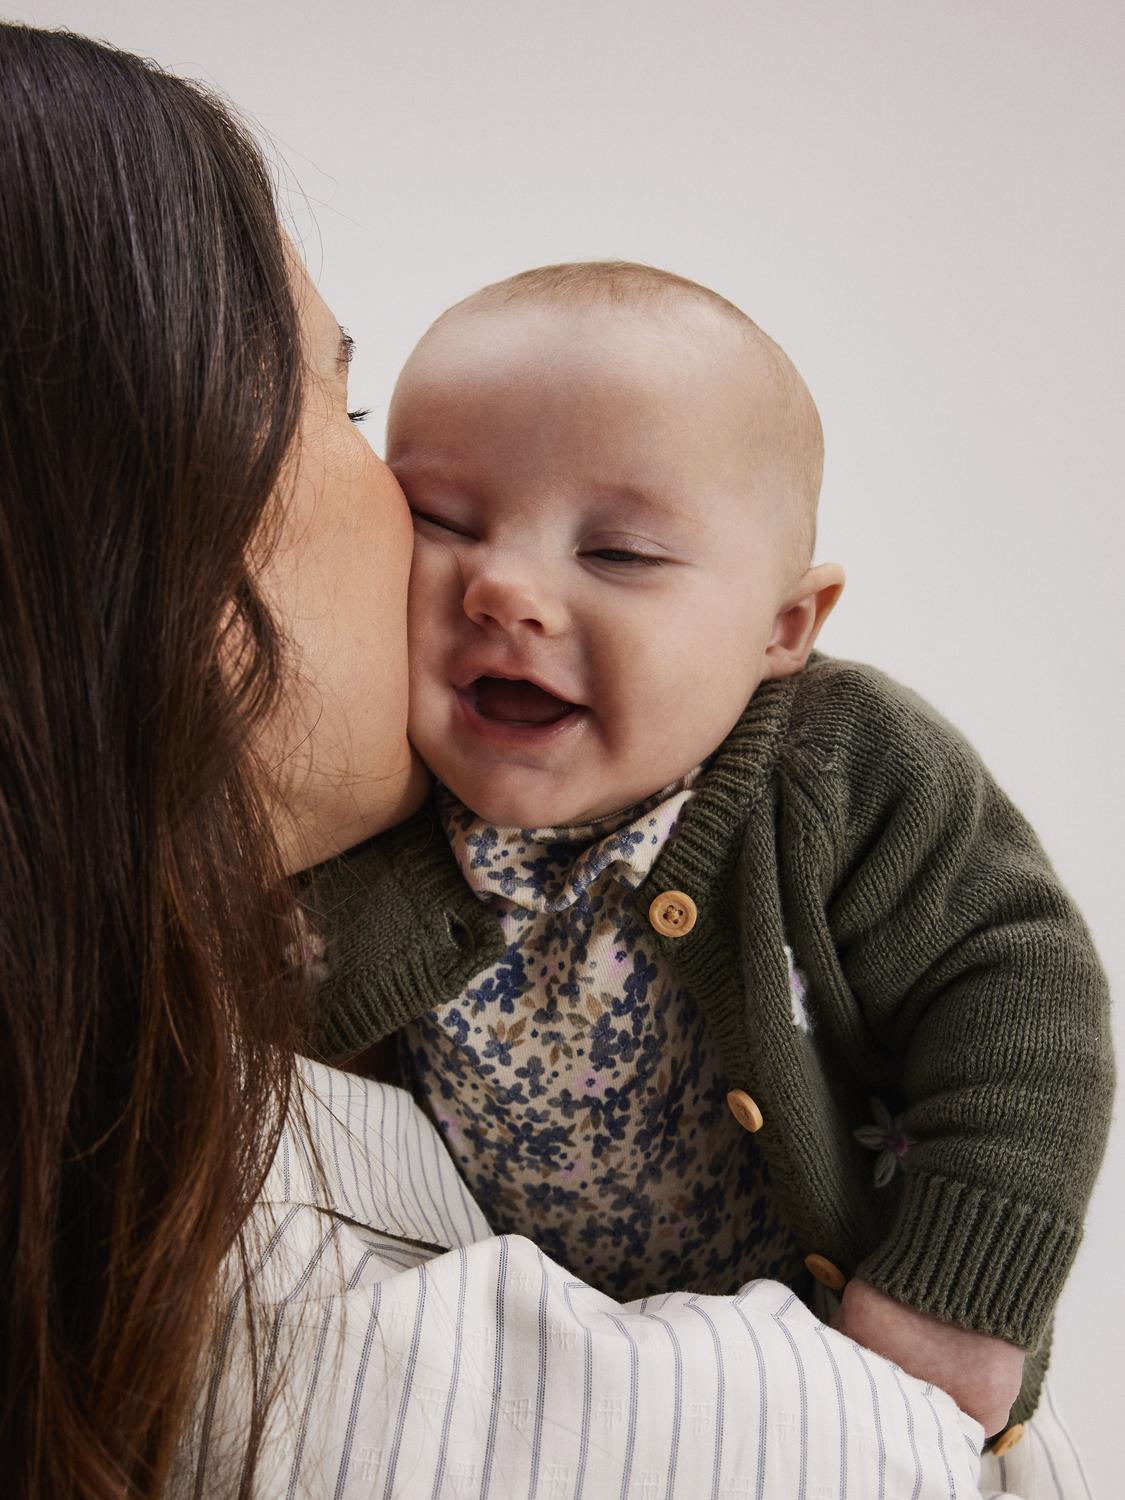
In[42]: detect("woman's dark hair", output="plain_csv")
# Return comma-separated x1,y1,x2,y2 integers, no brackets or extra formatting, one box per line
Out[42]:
0,23,309,1497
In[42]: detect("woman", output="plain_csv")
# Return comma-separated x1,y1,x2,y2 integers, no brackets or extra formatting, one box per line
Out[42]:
0,22,1074,1499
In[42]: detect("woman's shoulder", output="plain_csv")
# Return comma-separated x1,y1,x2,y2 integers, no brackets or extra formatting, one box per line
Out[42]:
256,1058,491,1254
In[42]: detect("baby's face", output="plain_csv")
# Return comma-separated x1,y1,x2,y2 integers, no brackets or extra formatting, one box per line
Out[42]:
389,301,803,827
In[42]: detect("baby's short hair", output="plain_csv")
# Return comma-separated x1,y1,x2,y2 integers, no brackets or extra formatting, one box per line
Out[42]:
426,261,824,573
459,259,747,319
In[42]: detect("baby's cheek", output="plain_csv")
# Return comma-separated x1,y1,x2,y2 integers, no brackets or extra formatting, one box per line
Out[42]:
636,660,710,736
601,672,700,783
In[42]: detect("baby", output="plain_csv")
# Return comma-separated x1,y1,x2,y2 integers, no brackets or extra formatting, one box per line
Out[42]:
306,262,1112,1450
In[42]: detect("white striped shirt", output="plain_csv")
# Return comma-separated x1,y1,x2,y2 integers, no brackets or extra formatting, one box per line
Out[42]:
174,1059,1092,1499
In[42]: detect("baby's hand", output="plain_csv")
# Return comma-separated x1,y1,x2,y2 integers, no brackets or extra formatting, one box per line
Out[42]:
832,1279,1025,1437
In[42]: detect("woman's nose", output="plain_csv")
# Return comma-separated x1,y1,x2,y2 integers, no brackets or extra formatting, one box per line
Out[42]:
462,566,568,636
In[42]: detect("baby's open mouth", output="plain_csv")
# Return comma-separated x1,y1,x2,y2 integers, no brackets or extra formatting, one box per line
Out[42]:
471,676,579,726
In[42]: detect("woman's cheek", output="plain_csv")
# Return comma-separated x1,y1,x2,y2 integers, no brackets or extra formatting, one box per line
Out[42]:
406,537,459,653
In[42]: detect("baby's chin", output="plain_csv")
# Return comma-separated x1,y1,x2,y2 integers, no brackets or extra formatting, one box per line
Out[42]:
434,770,628,832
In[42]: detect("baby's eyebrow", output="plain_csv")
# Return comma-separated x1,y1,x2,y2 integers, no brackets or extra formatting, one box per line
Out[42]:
336,328,355,375
387,452,478,492
387,458,696,530
594,482,687,524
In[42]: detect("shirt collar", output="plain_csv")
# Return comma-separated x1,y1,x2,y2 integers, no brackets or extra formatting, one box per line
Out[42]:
439,762,710,914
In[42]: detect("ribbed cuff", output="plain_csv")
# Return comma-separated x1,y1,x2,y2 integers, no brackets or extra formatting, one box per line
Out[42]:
315,900,495,1056
855,1170,1082,1352
299,816,506,1059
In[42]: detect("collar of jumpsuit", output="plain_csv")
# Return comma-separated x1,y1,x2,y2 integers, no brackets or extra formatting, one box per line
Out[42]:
439,762,709,910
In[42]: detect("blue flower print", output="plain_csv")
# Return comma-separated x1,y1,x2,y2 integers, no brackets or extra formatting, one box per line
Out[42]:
587,1011,643,1072
466,943,529,1016
587,1012,622,1073
522,1179,590,1217
619,950,657,1013
516,845,573,898
514,1054,549,1099
464,824,500,869
399,770,806,1302
607,826,646,864
486,864,523,899
440,1007,470,1047
482,1015,527,1068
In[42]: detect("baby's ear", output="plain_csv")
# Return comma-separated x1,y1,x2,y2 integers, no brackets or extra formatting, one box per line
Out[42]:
762,563,845,679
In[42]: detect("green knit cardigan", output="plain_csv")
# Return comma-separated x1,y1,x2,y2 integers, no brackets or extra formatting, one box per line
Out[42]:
302,654,1114,1424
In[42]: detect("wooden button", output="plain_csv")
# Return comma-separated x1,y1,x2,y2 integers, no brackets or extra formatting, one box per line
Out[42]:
804,1253,847,1292
648,890,698,938
727,1089,764,1133
991,1423,1026,1457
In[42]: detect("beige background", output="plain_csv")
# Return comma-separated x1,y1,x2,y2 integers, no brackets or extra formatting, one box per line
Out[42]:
9,1,1122,1491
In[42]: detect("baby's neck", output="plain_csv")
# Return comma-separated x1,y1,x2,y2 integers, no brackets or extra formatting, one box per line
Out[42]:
444,753,716,836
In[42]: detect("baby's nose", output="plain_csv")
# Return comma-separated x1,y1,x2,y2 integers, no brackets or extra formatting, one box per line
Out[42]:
462,568,567,636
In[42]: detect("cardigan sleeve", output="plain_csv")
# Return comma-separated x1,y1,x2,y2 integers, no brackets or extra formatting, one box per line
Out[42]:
803,662,1113,1351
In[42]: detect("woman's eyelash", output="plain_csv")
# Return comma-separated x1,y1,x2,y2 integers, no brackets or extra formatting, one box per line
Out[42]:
347,408,370,424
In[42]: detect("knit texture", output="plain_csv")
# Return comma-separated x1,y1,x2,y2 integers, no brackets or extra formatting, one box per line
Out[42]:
301,654,1114,1424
